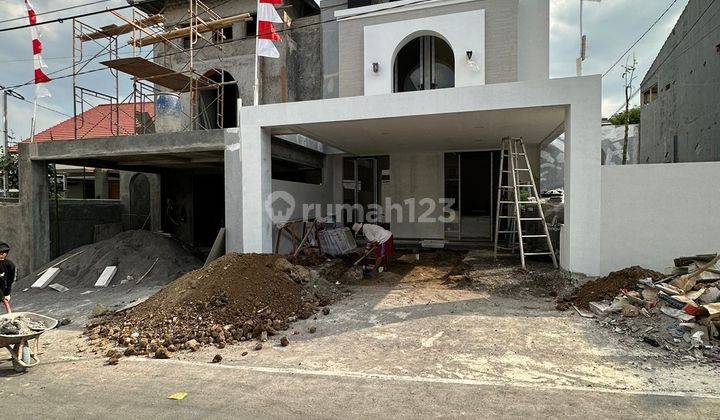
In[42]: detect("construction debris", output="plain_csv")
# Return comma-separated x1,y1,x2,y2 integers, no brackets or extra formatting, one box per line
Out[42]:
560,254,720,362
556,266,664,310
0,315,47,336
84,253,348,358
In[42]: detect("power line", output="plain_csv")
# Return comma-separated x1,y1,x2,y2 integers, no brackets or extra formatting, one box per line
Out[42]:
602,0,679,78
0,0,158,33
608,0,718,116
643,0,718,82
4,0,436,92
0,0,116,25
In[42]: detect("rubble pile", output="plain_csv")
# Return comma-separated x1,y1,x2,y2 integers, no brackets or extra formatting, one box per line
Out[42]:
0,315,47,336
556,266,664,310
85,253,347,360
560,255,720,362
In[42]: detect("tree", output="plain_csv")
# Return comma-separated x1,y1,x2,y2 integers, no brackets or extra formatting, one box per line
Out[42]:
609,106,640,125
0,152,19,194
620,54,637,165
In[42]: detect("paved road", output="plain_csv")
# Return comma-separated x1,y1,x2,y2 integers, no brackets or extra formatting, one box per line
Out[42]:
2,356,720,419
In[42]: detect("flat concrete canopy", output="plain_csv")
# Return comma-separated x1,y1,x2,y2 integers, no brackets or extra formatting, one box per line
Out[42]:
27,129,225,172
281,106,565,155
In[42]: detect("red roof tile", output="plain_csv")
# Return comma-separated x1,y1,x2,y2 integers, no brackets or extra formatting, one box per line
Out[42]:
13,102,155,151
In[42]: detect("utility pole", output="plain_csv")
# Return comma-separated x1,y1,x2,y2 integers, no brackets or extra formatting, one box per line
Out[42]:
621,54,637,165
2,91,7,197
577,0,602,76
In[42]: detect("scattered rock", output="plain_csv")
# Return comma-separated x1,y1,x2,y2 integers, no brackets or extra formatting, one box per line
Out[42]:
59,318,72,326
107,355,120,365
123,345,136,356
254,342,263,351
185,339,199,352
91,304,113,318
241,351,248,356
621,304,640,318
154,346,171,359
212,354,223,363
308,325,317,334
322,307,330,316
280,336,290,347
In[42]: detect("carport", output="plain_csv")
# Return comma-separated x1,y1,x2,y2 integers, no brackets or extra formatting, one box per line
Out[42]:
226,76,602,275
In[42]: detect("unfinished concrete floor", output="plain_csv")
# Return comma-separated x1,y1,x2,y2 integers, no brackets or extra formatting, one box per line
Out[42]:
3,251,720,418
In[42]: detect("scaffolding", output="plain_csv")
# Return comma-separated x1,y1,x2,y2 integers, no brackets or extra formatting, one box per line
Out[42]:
71,0,249,140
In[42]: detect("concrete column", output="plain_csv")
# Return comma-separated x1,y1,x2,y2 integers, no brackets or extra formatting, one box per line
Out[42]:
224,126,273,253
94,169,108,199
330,155,344,206
561,100,602,275
224,128,243,252
19,143,49,273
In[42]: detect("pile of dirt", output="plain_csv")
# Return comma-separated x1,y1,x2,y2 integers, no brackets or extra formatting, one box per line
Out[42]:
21,230,202,289
86,253,347,358
557,266,664,310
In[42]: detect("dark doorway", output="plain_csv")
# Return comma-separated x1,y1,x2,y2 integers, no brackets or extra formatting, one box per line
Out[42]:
444,151,499,240
198,70,239,129
193,173,225,249
394,35,454,93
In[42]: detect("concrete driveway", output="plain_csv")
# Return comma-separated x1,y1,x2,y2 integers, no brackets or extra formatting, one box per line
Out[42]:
3,267,720,418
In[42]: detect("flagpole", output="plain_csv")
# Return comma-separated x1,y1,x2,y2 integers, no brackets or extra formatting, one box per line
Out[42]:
253,0,260,106
30,97,37,143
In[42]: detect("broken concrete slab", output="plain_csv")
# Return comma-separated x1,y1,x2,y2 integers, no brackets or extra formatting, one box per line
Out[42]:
95,266,118,288
32,267,61,288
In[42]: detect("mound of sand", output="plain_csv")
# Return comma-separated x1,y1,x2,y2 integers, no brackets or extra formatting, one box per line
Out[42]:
86,253,344,357
23,230,202,288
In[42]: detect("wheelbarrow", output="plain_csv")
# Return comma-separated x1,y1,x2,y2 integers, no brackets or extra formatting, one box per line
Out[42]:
0,312,58,373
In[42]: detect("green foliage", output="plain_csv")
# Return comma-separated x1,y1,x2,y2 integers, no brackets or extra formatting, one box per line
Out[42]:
0,152,18,192
609,106,641,125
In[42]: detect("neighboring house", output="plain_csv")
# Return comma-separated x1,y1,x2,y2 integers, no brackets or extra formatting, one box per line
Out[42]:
638,0,720,163
18,103,155,199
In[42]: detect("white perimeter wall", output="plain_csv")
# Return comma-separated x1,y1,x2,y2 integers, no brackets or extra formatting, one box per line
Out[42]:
601,162,720,274
363,10,486,95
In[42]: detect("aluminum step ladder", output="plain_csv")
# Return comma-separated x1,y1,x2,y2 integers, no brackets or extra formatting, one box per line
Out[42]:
493,137,558,269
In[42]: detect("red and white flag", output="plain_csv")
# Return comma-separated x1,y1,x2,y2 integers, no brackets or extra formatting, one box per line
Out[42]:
256,0,282,58
25,0,51,98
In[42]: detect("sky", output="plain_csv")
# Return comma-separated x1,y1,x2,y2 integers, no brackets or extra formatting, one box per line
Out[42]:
0,0,690,143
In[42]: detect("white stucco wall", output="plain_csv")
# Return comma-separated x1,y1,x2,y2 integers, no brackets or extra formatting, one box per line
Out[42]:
363,10,486,95
385,152,445,239
601,162,720,274
517,0,549,81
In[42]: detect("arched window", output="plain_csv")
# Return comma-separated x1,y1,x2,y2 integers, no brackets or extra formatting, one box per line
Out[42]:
394,35,454,93
198,70,239,129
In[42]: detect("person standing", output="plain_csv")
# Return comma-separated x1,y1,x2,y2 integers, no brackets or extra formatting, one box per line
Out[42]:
0,242,16,313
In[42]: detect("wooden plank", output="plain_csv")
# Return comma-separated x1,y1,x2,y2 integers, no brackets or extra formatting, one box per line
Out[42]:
129,13,252,47
95,266,118,288
79,15,165,41
100,57,209,91
32,267,61,289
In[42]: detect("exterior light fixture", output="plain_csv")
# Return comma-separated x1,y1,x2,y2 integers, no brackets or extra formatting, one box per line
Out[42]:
466,50,472,60
372,62,379,73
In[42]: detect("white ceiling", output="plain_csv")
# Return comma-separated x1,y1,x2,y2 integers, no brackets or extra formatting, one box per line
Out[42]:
281,106,566,155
